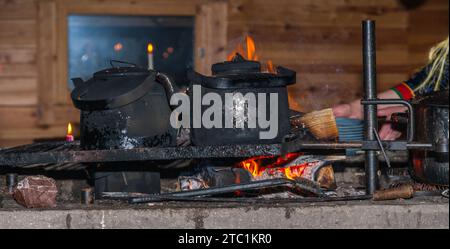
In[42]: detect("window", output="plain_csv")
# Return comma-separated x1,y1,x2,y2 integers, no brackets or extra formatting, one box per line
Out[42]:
68,15,194,88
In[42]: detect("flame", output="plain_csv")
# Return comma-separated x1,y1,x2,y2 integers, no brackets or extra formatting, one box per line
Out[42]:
238,153,304,179
67,122,73,136
246,36,256,61
284,165,307,180
227,35,258,61
288,91,302,112
267,60,276,74
147,43,154,54
227,35,276,74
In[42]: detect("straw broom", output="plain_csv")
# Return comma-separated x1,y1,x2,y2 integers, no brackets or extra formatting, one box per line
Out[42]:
291,108,339,140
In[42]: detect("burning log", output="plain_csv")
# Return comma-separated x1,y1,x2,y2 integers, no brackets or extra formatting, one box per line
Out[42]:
237,153,337,190
13,175,58,208
177,167,251,191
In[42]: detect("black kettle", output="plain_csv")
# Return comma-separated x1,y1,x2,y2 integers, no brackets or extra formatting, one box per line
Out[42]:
71,60,178,150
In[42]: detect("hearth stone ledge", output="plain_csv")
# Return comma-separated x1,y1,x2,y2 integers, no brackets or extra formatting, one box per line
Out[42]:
0,201,447,229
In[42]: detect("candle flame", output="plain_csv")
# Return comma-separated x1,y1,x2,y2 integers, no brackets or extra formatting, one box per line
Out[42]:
147,43,154,54
67,122,73,136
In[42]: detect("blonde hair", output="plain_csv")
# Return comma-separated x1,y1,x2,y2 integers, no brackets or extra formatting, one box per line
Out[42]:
414,37,449,92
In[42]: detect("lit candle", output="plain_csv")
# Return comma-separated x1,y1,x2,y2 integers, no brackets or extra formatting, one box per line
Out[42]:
147,43,154,70
66,122,74,142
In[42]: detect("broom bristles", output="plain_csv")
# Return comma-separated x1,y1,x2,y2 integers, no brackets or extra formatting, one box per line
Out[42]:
298,108,338,140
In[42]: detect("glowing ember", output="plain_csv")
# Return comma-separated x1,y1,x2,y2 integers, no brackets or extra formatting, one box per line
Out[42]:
238,153,304,179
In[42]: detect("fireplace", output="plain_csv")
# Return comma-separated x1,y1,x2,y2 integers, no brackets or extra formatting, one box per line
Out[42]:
0,20,448,208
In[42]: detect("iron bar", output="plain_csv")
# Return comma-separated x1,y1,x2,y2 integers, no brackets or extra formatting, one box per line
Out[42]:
1,140,434,168
129,178,323,204
362,20,379,194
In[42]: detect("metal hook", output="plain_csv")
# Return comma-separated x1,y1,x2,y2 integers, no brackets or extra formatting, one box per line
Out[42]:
372,128,391,168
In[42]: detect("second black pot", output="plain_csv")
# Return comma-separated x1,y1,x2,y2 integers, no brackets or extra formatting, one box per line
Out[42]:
187,54,296,145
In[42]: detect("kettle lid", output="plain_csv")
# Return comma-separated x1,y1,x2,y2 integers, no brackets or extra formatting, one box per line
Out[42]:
71,63,157,111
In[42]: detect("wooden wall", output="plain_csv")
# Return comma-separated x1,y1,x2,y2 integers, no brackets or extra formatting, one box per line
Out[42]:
227,0,449,111
0,0,448,147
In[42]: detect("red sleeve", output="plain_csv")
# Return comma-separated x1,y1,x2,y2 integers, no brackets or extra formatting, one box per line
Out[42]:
391,82,415,100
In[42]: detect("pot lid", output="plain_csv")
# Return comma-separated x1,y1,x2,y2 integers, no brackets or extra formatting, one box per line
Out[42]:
71,63,156,111
188,53,296,89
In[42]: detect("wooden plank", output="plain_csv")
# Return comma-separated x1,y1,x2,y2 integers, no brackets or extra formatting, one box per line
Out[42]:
63,0,202,16
36,0,57,125
228,0,409,28
0,105,78,131
0,139,34,148
0,77,37,92
288,87,361,112
0,20,36,46
0,106,37,129
0,0,37,20
0,47,36,64
228,25,409,45
0,126,67,140
229,0,403,11
280,63,420,75
0,63,36,77
0,91,37,106
194,1,228,75
291,73,407,88
251,44,409,65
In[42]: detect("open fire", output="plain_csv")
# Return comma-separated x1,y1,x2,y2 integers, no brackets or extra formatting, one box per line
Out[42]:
227,35,276,74
237,153,337,190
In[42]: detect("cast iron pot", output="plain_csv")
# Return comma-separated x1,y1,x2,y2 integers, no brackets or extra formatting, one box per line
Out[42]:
187,54,296,145
409,90,449,186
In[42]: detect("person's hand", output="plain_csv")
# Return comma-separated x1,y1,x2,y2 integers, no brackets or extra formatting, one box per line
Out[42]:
332,100,363,119
378,122,402,140
377,106,407,119
332,89,407,140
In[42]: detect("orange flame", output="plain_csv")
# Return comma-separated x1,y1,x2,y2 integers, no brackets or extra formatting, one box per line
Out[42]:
67,122,73,136
246,36,256,61
238,153,305,179
284,165,307,180
228,35,258,61
227,35,274,73
267,60,276,74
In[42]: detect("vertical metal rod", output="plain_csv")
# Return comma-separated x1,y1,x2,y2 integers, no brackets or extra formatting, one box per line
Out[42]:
362,20,379,194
